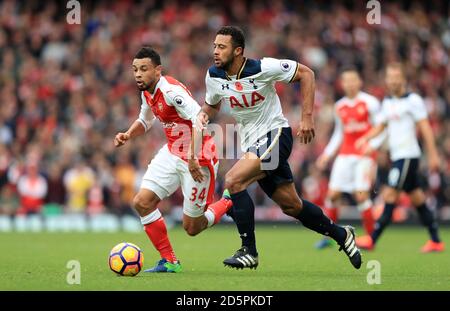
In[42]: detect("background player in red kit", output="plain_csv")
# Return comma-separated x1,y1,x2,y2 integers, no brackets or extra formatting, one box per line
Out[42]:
114,47,232,273
315,69,385,249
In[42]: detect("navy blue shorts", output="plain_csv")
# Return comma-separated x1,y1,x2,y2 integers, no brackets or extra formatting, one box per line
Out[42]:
246,127,294,198
387,158,422,193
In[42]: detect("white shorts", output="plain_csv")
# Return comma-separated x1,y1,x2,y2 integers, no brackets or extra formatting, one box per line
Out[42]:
329,155,376,193
141,144,218,218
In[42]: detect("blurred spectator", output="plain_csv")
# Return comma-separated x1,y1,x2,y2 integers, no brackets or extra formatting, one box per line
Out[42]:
0,184,19,215
45,164,66,207
63,160,95,213
16,161,48,215
87,181,105,215
114,150,136,212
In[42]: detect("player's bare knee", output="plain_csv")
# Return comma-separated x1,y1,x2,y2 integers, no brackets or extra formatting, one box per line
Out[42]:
410,189,426,207
328,190,340,203
281,198,303,217
133,193,157,215
383,188,398,204
183,223,200,236
187,228,200,237
354,191,369,203
224,173,245,194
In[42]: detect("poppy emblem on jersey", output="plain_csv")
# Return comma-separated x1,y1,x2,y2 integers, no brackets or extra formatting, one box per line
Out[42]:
280,61,290,72
174,95,185,107
235,82,243,91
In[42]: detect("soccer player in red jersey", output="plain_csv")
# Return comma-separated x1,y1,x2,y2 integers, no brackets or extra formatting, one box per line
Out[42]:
315,68,385,249
114,47,232,272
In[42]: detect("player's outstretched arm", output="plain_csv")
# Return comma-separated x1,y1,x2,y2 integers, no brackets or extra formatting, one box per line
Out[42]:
355,123,386,150
114,120,146,147
198,102,221,128
187,121,206,182
317,115,343,169
417,119,440,171
291,63,316,144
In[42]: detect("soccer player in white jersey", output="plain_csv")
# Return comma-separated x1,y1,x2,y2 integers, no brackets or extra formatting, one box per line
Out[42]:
197,26,362,269
355,63,444,253
114,47,233,273
315,69,385,249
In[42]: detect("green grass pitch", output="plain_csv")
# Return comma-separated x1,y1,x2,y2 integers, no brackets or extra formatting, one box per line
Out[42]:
0,225,449,290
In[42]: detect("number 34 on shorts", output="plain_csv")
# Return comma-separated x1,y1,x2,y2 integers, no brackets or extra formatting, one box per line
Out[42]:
141,144,219,218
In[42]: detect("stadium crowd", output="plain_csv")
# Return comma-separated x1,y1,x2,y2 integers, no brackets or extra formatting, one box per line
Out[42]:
0,0,449,221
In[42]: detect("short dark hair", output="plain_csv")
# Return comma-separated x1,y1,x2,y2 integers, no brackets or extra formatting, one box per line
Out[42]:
216,26,245,50
340,66,361,76
134,46,161,66
386,62,406,77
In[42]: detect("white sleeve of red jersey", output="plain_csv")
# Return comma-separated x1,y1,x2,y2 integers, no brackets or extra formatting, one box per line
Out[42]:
137,92,156,132
375,99,388,125
368,127,387,149
260,57,299,83
323,113,343,157
365,94,386,149
205,72,222,106
163,85,201,125
365,93,381,124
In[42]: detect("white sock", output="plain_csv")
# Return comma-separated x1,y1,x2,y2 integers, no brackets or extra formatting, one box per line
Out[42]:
140,209,162,225
204,210,215,227
325,199,334,209
357,200,372,212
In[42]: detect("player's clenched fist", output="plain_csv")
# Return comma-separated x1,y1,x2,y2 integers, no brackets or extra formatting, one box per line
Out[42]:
114,132,130,147
195,111,209,130
188,158,205,183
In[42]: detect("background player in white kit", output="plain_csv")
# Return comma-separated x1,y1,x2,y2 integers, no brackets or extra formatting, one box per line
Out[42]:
315,69,385,249
355,63,444,253
114,47,232,273
197,26,362,270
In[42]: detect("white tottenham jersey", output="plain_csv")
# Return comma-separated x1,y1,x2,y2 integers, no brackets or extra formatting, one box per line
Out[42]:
205,57,298,151
376,92,428,161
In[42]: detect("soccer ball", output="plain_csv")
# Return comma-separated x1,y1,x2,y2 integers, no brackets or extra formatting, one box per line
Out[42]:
109,242,144,276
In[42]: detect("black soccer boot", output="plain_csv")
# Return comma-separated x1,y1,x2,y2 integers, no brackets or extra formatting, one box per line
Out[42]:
223,246,259,270
339,226,362,269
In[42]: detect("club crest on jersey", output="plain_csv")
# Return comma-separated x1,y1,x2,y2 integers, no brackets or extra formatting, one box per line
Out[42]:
174,95,185,107
158,102,163,111
280,61,291,72
235,82,243,91
249,79,258,89
162,122,177,129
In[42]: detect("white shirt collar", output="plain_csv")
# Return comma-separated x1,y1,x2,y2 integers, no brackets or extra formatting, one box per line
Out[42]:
151,76,165,96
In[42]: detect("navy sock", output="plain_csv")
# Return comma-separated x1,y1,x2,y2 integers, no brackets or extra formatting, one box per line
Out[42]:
296,199,347,245
227,190,257,256
372,202,395,243
416,203,440,243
